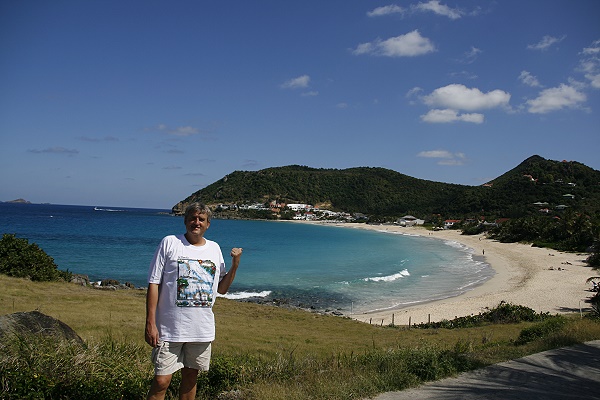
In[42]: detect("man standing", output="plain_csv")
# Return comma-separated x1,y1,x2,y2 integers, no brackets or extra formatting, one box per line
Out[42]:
145,202,242,400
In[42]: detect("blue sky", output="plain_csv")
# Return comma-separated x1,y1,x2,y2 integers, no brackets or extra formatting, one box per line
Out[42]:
1,1,599,209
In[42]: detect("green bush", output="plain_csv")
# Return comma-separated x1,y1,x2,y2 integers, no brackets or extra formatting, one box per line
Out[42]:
0,334,151,400
515,316,568,345
414,302,548,329
585,292,600,320
196,356,243,397
0,234,71,282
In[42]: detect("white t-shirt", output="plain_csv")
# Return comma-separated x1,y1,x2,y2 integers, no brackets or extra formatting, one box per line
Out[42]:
148,234,226,342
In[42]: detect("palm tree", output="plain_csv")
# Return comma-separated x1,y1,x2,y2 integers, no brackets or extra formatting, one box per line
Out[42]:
585,277,600,318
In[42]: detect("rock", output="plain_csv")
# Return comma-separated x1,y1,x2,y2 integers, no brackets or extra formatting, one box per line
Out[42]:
0,311,84,345
71,274,90,286
6,198,31,204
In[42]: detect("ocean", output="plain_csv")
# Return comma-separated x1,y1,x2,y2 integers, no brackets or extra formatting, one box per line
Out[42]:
0,202,494,315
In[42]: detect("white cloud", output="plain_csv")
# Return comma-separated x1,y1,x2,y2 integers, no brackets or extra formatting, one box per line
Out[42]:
526,84,587,114
519,71,542,87
580,60,598,75
449,70,478,80
421,109,484,124
587,74,600,89
28,147,79,155
412,1,463,19
462,46,481,64
582,39,600,55
527,35,566,51
156,124,201,137
423,84,511,111
280,75,310,89
352,30,435,57
367,5,405,17
417,150,466,165
406,86,423,98
418,150,454,158
579,39,600,89
78,135,119,142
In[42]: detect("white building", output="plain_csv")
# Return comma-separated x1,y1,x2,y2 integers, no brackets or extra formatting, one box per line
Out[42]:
397,215,424,226
287,203,312,211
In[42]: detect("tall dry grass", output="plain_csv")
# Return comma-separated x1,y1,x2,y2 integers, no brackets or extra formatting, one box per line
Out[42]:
1,275,600,399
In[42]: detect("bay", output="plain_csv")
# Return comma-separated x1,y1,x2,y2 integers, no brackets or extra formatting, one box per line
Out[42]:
0,203,493,315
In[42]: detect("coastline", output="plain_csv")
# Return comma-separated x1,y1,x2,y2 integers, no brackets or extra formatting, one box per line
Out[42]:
299,221,595,325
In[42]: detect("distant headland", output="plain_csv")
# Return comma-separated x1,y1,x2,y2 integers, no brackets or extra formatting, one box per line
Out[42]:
3,199,32,204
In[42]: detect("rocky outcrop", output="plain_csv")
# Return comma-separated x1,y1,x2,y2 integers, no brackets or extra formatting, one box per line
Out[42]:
70,274,140,290
171,201,187,215
0,311,84,345
5,198,32,204
71,274,90,286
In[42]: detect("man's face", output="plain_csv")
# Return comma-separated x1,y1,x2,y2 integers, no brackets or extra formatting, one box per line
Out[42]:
185,211,210,237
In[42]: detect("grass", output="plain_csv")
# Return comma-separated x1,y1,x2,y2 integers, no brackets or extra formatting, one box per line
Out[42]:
2,274,600,399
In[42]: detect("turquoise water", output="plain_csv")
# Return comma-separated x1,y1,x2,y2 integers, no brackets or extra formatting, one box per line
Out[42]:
0,203,493,314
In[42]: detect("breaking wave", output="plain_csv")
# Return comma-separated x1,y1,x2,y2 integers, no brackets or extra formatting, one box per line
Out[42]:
363,269,410,282
219,290,272,300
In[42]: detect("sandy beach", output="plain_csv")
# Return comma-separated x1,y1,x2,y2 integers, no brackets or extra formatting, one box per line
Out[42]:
315,222,596,325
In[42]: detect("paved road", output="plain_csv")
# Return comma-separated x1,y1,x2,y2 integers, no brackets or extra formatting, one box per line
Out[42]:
371,340,600,400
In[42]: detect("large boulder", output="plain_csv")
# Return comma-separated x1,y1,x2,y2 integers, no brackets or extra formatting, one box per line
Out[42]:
71,273,90,286
0,311,84,345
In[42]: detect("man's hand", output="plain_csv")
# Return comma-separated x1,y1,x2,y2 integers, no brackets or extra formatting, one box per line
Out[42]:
145,321,160,347
230,247,243,260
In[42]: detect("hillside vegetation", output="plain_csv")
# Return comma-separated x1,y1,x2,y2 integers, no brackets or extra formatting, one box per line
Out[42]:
173,155,600,221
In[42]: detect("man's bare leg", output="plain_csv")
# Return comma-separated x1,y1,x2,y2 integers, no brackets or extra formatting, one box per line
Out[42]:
147,374,173,400
179,367,199,400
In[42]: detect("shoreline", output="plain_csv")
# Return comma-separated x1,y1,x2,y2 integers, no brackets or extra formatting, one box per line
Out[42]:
297,221,595,325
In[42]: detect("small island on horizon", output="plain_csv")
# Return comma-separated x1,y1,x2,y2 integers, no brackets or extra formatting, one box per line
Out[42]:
3,199,32,204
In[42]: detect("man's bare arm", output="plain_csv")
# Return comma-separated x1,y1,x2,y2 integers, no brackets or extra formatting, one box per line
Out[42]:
218,248,242,294
145,283,160,347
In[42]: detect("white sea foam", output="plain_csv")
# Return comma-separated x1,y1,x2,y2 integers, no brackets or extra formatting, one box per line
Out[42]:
442,239,470,251
363,269,410,282
94,207,125,212
380,229,421,237
219,290,272,300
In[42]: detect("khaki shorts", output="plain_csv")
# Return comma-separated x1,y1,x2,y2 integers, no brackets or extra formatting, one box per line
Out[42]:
151,341,212,376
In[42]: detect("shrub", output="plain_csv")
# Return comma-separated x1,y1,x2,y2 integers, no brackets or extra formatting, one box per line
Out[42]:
196,356,243,397
414,302,548,329
515,316,568,345
585,292,600,320
587,244,600,269
0,234,72,282
0,334,149,400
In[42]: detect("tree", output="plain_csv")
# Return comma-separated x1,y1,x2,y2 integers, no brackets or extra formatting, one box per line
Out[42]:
0,234,72,282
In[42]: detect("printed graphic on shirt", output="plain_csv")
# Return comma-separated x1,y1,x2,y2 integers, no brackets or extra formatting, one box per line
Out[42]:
176,258,217,307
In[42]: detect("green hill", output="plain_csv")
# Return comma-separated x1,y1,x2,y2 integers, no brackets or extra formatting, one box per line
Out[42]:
173,155,600,220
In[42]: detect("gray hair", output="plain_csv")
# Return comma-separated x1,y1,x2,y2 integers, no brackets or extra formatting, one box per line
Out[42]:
184,202,213,222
